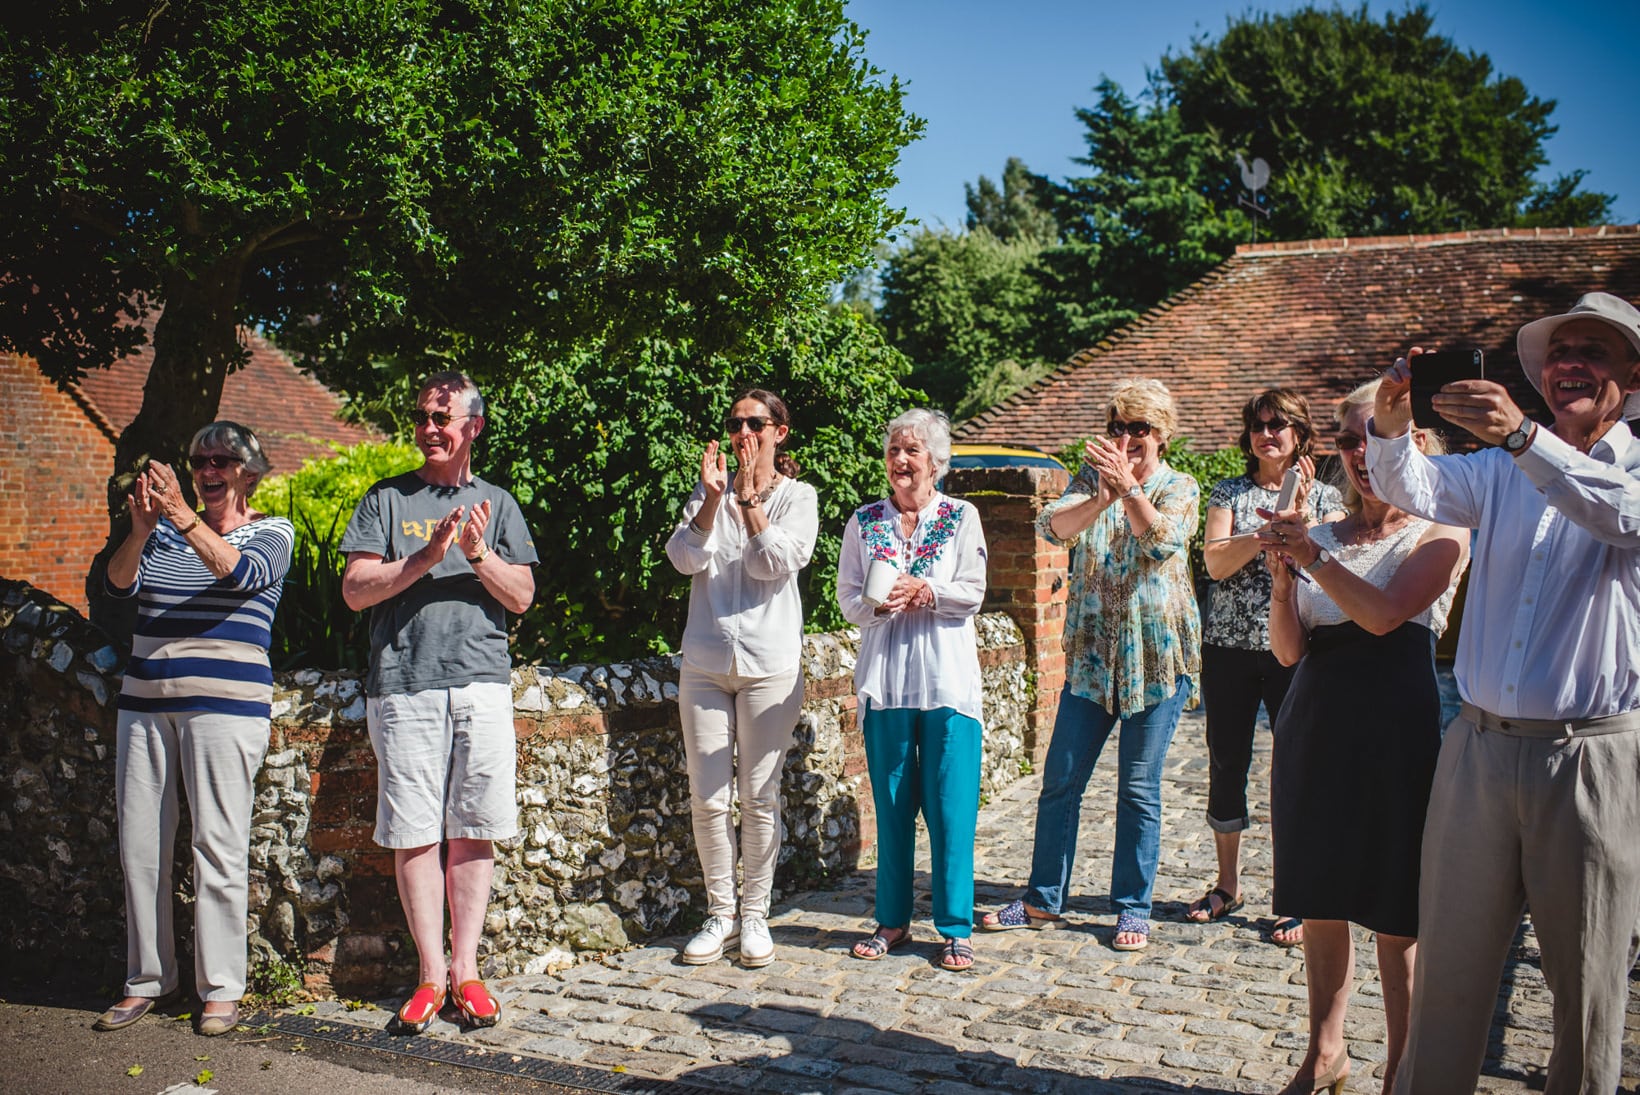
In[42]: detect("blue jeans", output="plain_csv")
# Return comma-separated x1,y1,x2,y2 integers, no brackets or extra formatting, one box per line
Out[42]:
1024,680,1189,920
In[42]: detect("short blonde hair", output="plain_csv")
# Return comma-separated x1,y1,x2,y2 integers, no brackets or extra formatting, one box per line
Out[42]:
1334,379,1445,513
1108,378,1178,448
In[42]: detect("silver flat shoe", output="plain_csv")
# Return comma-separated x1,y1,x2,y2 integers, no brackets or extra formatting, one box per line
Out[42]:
93,989,180,1032
197,1003,241,1037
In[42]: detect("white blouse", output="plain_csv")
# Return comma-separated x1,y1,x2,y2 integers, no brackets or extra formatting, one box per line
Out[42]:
1296,519,1458,637
836,492,988,721
666,477,819,677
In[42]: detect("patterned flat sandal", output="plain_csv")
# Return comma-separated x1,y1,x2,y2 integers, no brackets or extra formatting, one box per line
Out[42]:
1112,911,1151,952
939,936,975,971
851,926,912,960
980,899,1068,932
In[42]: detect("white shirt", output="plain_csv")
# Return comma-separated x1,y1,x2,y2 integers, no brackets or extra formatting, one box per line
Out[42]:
836,492,988,721
1366,420,1640,720
666,478,819,677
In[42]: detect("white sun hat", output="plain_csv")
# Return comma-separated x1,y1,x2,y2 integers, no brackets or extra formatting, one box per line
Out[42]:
1516,292,1640,418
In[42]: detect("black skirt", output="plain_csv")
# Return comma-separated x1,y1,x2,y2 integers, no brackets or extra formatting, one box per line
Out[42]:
1270,621,1442,938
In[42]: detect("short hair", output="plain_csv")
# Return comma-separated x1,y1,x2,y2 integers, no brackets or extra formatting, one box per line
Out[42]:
1107,378,1178,448
418,370,485,417
1237,387,1318,476
189,421,271,490
883,408,953,479
1333,379,1446,513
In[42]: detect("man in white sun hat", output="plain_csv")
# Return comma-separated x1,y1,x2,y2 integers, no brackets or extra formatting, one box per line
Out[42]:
1365,292,1640,1094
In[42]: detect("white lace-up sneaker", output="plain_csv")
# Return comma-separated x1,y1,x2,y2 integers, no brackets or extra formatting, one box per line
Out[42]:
681,914,739,964
739,915,774,968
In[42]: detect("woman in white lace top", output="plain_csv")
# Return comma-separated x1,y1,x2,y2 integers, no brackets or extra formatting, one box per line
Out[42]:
1255,379,1468,1095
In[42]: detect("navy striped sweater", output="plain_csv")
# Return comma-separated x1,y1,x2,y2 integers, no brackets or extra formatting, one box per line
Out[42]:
109,516,295,720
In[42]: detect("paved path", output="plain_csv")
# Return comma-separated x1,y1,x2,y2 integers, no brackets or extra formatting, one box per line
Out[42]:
306,704,1639,1094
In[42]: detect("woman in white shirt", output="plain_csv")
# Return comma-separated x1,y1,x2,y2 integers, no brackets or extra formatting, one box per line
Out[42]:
665,389,819,969
837,408,988,972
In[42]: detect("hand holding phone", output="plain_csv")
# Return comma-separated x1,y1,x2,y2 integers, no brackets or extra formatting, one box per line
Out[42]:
1273,466,1302,512
1410,349,1485,429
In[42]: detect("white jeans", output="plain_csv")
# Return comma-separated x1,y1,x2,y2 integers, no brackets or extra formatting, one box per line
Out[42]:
678,661,803,919
116,709,268,1001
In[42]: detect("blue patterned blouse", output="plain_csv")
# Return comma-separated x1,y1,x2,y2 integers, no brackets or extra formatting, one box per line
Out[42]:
1038,462,1201,718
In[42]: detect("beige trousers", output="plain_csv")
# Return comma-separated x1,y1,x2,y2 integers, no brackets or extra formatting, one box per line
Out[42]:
116,709,268,1001
678,661,803,920
1394,703,1640,1095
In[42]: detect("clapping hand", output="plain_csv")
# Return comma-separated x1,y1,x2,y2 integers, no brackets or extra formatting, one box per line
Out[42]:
1084,434,1139,495
700,440,728,499
427,504,466,561
459,499,492,559
139,462,194,529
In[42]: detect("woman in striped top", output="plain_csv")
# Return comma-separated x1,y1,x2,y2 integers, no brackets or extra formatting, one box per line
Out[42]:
95,422,293,1038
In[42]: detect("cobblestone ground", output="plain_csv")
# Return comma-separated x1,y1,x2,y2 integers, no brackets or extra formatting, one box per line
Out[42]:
311,703,1640,1094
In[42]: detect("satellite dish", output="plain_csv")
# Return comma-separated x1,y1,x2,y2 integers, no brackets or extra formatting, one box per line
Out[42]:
1235,153,1270,193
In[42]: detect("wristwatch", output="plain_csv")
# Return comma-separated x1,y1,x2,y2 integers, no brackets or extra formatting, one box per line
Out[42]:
1303,548,1332,575
1121,485,1143,501
1502,419,1535,454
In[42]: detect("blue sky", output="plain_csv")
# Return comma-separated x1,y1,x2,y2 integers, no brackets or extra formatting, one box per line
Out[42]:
845,0,1638,236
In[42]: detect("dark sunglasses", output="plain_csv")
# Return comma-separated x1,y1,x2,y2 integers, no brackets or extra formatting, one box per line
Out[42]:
724,416,771,434
409,409,472,428
1251,417,1293,435
188,453,243,471
1334,434,1365,452
1106,419,1153,439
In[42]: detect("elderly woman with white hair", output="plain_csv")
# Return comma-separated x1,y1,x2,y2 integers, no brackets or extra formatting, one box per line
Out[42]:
982,378,1201,952
96,421,293,1037
838,408,988,972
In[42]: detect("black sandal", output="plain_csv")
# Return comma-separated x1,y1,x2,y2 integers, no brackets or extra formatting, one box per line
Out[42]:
1186,886,1245,923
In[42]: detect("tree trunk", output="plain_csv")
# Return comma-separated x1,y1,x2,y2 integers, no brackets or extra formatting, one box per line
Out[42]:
86,258,248,641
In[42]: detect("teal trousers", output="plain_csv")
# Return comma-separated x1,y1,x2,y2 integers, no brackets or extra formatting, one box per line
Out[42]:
863,703,982,938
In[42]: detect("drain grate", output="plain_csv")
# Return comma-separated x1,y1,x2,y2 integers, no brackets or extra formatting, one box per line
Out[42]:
250,1012,724,1095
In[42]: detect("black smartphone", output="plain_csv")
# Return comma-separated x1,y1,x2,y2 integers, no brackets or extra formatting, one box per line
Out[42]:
1409,349,1485,429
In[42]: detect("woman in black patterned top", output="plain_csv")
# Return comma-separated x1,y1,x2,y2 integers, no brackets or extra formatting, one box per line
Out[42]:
1185,389,1342,945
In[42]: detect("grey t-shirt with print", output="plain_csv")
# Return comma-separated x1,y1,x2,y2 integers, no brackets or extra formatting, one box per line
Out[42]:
340,472,539,696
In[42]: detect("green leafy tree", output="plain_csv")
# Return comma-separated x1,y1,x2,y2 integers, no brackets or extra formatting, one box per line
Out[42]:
877,226,1050,411
964,157,1059,244
481,305,919,663
0,0,918,631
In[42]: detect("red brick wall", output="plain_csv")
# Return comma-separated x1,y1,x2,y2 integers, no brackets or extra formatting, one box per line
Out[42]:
946,465,1071,764
0,354,115,611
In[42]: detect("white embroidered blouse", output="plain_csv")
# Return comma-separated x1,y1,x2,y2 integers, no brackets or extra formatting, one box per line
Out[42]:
666,477,819,677
836,492,988,721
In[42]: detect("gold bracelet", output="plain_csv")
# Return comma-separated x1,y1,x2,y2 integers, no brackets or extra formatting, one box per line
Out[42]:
177,513,202,535
466,541,489,564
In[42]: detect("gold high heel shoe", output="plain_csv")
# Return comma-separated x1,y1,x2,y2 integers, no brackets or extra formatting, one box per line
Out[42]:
1279,1053,1349,1095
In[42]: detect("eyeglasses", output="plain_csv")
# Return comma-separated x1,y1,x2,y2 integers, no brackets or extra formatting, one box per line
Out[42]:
1334,434,1365,452
724,416,771,434
1106,420,1153,439
409,409,472,428
188,453,243,471
1251,417,1293,435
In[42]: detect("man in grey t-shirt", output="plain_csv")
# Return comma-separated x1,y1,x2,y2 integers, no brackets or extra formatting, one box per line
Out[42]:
341,371,537,1032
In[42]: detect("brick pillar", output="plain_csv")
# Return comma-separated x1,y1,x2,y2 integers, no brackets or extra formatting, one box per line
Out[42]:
944,465,1070,765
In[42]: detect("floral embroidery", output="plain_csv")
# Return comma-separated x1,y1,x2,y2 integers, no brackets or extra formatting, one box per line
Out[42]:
854,499,966,576
856,502,898,563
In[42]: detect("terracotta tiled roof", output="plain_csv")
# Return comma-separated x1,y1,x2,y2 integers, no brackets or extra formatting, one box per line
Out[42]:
73,321,380,474
957,226,1640,455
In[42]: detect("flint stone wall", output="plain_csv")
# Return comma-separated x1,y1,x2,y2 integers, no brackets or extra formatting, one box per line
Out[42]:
0,578,1031,995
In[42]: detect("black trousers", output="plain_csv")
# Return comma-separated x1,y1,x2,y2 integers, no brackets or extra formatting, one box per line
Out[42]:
1201,642,1298,831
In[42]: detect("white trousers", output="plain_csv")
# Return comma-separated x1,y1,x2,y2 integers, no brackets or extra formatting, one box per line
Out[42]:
116,709,268,1001
677,661,803,919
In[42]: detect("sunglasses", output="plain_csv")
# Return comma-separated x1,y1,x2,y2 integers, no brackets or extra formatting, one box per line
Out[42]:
724,416,771,434
1251,417,1293,435
409,409,472,428
1334,434,1365,452
188,453,243,471
1106,420,1153,439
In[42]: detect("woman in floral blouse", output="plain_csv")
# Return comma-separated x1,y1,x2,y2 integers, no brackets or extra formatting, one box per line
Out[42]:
981,378,1199,952
1187,389,1342,946
838,408,988,972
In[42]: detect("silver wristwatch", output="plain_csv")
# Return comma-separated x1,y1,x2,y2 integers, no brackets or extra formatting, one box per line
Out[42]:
1303,548,1332,575
1502,420,1534,454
